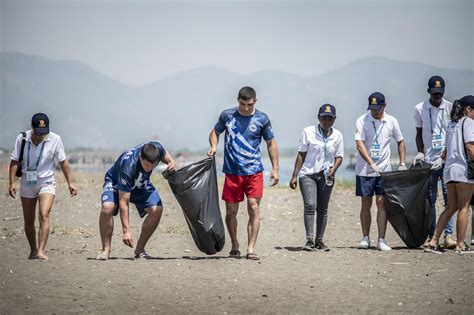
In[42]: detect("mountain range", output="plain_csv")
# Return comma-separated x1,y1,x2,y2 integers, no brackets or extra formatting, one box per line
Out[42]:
1,52,473,154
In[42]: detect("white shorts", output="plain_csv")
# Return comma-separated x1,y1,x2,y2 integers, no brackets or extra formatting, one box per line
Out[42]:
20,176,56,198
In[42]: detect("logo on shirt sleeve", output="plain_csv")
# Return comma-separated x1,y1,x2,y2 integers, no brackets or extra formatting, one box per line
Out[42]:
121,178,129,186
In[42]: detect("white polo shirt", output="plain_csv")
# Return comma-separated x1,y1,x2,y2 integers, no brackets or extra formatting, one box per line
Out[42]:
413,99,452,163
297,125,344,176
354,111,404,177
444,117,474,184
11,130,67,179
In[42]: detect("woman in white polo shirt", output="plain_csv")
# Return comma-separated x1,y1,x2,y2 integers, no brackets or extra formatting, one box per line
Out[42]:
8,113,77,260
290,104,344,252
426,95,474,254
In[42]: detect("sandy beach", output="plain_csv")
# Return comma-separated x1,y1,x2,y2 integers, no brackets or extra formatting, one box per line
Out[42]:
0,170,473,314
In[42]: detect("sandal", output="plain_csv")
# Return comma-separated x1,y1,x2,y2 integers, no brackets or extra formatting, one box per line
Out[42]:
95,251,109,260
423,244,444,254
246,253,260,260
134,251,152,259
455,246,474,255
229,249,241,258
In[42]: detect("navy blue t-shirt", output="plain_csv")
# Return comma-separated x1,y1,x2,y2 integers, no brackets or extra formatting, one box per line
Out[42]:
214,107,274,175
105,141,165,192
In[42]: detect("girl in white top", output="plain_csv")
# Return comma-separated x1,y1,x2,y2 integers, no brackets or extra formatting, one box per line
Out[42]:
290,104,344,251
427,95,474,254
8,113,77,260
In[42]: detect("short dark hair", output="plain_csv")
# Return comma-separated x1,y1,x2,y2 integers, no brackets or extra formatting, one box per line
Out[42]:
238,86,256,101
140,143,161,164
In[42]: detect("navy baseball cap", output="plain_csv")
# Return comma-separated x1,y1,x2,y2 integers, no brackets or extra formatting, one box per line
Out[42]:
459,95,474,107
428,75,445,94
31,113,49,135
318,104,336,118
367,92,386,110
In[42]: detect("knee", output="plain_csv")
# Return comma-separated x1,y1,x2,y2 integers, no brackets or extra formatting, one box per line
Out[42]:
248,203,260,217
146,206,163,219
39,212,50,224
304,203,317,214
101,204,116,217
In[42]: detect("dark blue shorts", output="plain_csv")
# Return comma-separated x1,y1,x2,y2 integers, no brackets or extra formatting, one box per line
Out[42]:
101,181,162,218
356,175,385,197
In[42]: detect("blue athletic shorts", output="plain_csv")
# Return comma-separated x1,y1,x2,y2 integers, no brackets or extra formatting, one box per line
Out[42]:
356,175,385,197
101,181,162,218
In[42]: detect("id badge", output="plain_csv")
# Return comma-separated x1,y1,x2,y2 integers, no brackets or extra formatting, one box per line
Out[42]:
432,134,443,150
26,170,38,185
370,144,381,161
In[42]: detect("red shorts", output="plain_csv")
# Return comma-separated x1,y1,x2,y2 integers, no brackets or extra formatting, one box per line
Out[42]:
222,172,264,202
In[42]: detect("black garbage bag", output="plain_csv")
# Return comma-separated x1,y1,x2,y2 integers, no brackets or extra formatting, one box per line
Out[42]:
381,161,432,248
162,157,225,255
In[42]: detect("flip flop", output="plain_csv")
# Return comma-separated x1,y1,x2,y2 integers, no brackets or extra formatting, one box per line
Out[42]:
246,253,260,260
134,251,152,259
229,249,241,258
95,251,109,260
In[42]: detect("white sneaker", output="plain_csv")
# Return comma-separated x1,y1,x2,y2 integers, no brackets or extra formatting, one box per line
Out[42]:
358,236,370,249
377,239,392,251
471,238,474,246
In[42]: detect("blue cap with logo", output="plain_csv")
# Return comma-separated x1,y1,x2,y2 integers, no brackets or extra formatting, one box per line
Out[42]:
428,75,445,94
318,104,336,118
459,95,474,107
31,113,50,135
367,92,386,110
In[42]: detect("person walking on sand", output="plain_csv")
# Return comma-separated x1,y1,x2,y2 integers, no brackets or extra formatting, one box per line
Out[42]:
355,92,406,251
96,142,176,260
289,104,344,252
426,95,474,254
8,113,77,260
208,86,279,260
413,75,456,249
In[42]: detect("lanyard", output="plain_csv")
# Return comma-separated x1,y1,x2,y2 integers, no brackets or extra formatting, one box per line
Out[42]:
27,141,46,170
429,107,445,134
318,125,332,162
371,121,384,144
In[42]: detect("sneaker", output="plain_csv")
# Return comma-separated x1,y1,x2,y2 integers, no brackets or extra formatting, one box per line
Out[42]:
315,240,330,252
471,238,474,246
455,245,474,255
423,244,445,254
358,236,370,249
443,234,457,249
377,239,392,251
302,240,315,251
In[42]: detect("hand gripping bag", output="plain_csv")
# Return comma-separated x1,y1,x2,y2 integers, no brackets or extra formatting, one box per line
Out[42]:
381,162,432,248
163,157,225,254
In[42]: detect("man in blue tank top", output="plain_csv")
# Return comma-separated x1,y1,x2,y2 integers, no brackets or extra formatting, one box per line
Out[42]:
96,141,176,260
208,86,279,260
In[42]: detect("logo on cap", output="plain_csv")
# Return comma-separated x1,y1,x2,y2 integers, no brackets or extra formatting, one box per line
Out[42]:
39,120,46,128
435,80,441,88
325,106,331,113
371,98,377,105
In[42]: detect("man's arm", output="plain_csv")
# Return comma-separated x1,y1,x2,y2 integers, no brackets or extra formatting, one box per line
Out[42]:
208,129,220,157
356,140,375,166
266,138,279,186
289,151,306,189
161,150,176,172
8,160,19,198
415,127,424,156
397,140,406,165
118,190,133,248
59,160,77,196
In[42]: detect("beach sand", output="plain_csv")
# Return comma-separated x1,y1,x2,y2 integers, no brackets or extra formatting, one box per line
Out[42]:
0,172,472,313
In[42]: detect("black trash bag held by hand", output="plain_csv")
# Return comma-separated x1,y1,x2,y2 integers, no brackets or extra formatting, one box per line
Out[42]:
163,157,225,255
381,161,432,248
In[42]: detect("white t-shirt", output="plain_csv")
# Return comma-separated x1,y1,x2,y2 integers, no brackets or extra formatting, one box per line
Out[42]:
297,125,344,176
11,130,66,179
444,117,474,183
413,99,452,163
354,112,404,177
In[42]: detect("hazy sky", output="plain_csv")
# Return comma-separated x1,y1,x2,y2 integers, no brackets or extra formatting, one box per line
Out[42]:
1,0,473,85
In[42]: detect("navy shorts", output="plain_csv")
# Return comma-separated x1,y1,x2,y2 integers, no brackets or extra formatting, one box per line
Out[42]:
101,181,162,218
356,175,385,197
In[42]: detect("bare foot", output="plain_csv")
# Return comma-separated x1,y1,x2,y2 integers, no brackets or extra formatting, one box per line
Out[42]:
37,253,49,261
95,251,110,260
28,250,38,260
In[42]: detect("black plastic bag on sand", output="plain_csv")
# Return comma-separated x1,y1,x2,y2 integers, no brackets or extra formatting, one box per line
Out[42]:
162,157,225,255
381,161,432,248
